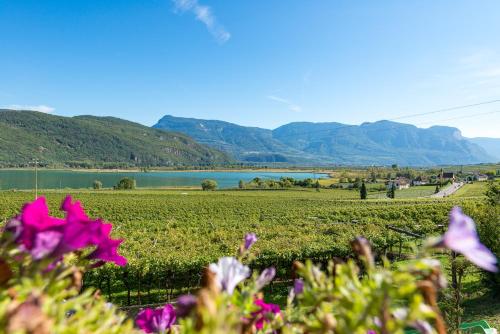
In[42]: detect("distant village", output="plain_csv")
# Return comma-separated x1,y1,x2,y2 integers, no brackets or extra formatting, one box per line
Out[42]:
386,170,493,191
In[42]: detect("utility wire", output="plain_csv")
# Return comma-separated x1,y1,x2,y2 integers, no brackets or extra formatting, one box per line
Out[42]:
274,98,500,140
389,99,500,121
415,110,500,126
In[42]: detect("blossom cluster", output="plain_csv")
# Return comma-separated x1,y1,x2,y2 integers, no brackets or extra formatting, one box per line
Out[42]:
4,196,126,267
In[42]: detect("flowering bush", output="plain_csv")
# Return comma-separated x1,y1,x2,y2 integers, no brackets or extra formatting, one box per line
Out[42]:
0,196,497,334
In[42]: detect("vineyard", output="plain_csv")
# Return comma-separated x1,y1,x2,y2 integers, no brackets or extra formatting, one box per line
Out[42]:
0,188,485,306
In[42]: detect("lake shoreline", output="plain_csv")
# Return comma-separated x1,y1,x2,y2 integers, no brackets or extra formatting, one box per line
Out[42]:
0,167,334,174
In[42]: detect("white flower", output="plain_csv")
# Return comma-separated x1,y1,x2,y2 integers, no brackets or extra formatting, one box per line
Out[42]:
209,257,250,295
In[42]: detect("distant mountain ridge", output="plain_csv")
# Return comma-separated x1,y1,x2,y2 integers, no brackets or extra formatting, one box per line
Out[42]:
153,115,316,163
0,110,229,167
154,115,497,166
468,137,500,161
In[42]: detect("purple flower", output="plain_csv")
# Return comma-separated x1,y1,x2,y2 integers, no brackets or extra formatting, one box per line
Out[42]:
175,294,197,318
293,278,304,295
255,267,276,290
30,230,63,260
244,233,258,250
136,304,176,333
438,207,497,272
209,257,250,295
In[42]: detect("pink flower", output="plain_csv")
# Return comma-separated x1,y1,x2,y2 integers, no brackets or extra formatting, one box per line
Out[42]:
439,207,497,272
136,304,176,333
6,196,127,267
252,299,281,330
61,196,126,266
87,236,127,266
10,197,66,259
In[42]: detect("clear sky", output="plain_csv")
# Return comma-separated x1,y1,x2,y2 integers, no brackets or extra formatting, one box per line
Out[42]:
1,0,500,137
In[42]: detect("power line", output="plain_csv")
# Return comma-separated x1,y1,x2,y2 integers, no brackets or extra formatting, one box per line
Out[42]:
389,99,500,121
275,98,500,140
415,110,500,126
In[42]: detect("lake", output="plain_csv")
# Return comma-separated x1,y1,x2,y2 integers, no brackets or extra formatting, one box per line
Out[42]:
0,170,328,190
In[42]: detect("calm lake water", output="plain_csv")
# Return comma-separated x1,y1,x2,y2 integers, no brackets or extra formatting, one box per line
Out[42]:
0,170,328,190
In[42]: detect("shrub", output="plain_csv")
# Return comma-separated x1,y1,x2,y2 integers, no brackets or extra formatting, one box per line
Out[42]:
93,180,103,190
201,179,218,191
114,177,136,190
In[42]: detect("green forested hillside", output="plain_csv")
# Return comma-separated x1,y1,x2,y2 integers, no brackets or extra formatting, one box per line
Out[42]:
0,110,230,167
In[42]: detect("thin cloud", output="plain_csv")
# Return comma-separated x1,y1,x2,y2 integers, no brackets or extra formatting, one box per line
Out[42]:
3,104,55,113
267,95,302,113
172,0,230,44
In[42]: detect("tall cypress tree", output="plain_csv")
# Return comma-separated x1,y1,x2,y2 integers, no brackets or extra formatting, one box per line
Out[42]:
387,183,396,199
360,181,367,200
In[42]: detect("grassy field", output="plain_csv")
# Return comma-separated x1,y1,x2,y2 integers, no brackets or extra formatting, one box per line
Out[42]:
452,182,490,198
368,185,437,199
0,187,497,327
0,188,468,284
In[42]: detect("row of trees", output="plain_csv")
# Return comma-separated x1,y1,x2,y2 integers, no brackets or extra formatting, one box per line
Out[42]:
239,177,320,190
92,178,137,190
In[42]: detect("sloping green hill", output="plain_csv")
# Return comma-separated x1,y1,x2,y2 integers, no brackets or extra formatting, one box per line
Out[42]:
0,110,229,167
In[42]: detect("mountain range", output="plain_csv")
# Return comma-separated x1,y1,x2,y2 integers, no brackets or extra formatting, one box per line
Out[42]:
0,109,497,167
468,137,500,161
0,110,229,167
154,115,498,166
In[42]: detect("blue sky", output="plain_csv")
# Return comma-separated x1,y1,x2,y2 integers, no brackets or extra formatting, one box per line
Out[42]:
1,0,500,137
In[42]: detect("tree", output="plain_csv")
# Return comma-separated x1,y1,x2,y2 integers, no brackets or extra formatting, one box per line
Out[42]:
387,183,396,199
485,181,500,206
93,180,103,190
114,177,136,190
238,180,245,189
201,179,218,191
360,181,367,200
435,185,440,194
